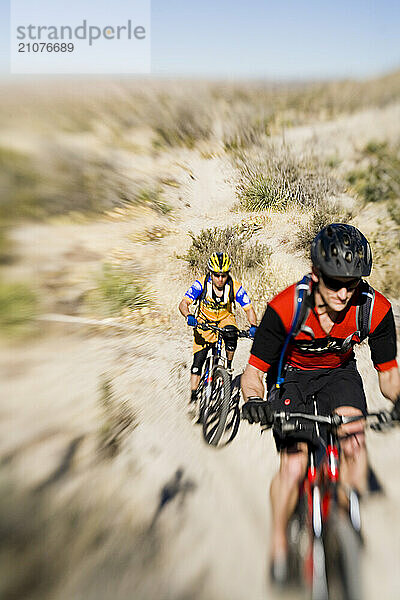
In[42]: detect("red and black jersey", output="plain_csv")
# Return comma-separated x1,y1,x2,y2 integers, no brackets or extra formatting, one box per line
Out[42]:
249,278,398,374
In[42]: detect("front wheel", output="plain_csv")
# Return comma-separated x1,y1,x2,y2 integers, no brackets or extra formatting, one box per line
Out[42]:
323,510,362,600
202,366,231,446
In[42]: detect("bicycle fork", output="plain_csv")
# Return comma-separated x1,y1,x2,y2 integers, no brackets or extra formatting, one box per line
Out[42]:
307,438,342,600
304,452,329,600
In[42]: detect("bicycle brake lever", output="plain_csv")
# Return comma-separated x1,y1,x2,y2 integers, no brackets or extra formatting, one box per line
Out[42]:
331,414,343,427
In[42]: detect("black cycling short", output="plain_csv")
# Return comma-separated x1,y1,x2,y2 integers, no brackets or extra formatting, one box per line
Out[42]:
191,331,238,375
191,347,210,375
267,360,367,451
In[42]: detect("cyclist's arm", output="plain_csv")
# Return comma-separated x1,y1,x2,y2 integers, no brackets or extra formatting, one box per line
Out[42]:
179,279,203,318
235,284,257,325
242,304,287,401
378,366,400,403
241,364,265,401
244,304,257,327
179,297,192,318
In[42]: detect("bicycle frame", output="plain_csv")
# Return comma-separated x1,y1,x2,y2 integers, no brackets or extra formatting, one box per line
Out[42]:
271,405,392,598
199,330,226,402
298,416,342,591
197,322,239,401
196,323,251,445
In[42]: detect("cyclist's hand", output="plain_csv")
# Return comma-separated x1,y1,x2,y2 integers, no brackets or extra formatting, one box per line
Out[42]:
187,315,198,327
249,325,257,339
242,397,274,426
391,396,400,422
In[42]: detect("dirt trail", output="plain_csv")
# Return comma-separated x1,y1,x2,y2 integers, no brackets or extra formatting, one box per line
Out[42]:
2,118,400,600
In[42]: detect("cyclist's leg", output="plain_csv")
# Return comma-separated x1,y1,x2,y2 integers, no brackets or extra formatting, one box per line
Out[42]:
190,347,208,397
335,405,368,496
268,370,315,564
270,442,308,559
219,314,237,368
325,362,368,496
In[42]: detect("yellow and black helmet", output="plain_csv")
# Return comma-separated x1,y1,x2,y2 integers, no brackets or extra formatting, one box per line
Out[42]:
207,252,231,273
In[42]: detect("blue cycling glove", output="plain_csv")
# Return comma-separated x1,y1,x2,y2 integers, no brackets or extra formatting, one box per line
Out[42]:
187,315,198,327
249,325,257,338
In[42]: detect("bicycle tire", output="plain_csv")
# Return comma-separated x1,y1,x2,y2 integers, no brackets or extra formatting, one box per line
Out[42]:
323,510,362,600
197,357,212,425
220,404,240,446
202,366,231,446
287,491,313,592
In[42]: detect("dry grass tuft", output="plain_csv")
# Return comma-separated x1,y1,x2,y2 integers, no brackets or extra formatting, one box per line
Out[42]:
0,280,38,337
368,226,400,297
90,263,151,316
347,140,400,205
295,200,354,250
235,146,341,211
0,143,171,223
180,224,270,281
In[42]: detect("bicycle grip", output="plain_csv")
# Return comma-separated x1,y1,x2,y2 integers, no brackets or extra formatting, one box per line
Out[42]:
281,423,297,433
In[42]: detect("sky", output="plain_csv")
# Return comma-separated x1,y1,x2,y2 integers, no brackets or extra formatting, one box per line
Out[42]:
1,0,399,79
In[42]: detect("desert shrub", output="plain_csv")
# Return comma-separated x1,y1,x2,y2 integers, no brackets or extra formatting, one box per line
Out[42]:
136,187,172,215
0,144,171,222
151,97,213,149
0,146,43,222
295,201,353,250
0,227,14,264
0,280,37,335
236,147,340,211
180,224,270,279
388,199,400,225
368,228,400,297
223,107,273,152
95,263,151,315
347,141,400,204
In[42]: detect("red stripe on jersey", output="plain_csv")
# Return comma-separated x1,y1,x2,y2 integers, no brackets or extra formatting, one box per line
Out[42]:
287,349,354,370
375,359,398,372
248,354,271,372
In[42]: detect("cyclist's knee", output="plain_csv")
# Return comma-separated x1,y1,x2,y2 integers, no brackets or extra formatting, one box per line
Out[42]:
225,340,237,353
191,347,208,374
340,433,366,460
335,406,366,460
279,443,308,486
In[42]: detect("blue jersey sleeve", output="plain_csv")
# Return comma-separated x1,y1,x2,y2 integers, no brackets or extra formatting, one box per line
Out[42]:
184,279,203,302
236,285,251,308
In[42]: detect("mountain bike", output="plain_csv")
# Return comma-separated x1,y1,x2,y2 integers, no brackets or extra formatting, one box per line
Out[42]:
245,398,396,600
195,322,251,446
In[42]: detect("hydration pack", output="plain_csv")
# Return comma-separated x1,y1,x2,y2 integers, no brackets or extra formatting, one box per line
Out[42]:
275,274,375,388
193,273,235,315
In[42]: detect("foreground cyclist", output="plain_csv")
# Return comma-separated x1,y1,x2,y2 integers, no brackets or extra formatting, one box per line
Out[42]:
179,252,257,404
241,223,400,584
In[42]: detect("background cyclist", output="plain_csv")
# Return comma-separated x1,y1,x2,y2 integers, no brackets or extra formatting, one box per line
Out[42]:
241,223,400,584
179,251,258,404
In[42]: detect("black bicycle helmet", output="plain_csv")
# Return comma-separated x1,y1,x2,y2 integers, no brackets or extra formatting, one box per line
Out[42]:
311,223,372,277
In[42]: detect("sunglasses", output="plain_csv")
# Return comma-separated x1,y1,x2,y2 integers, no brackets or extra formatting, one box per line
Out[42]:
320,272,360,292
212,272,229,278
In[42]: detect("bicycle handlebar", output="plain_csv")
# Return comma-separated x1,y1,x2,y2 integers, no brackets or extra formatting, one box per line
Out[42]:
263,410,395,433
196,322,252,338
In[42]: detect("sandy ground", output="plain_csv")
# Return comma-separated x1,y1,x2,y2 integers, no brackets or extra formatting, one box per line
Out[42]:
1,105,400,600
